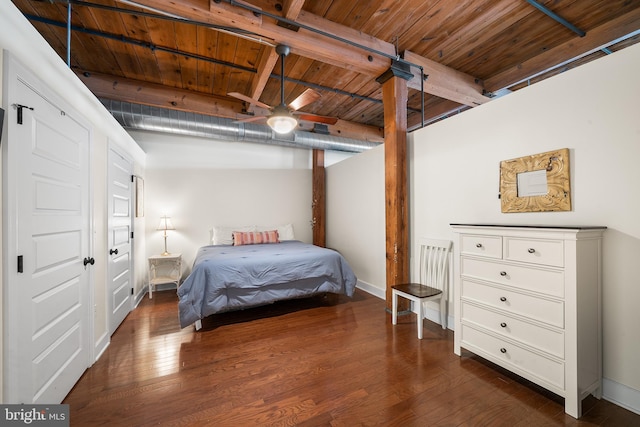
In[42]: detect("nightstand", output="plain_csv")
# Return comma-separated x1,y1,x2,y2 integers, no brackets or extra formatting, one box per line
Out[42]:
148,253,182,299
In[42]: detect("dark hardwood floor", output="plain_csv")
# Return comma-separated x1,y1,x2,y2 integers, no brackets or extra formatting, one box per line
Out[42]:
64,290,639,426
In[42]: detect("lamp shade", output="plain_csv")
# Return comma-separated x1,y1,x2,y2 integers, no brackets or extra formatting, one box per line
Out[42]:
156,216,175,231
267,106,298,134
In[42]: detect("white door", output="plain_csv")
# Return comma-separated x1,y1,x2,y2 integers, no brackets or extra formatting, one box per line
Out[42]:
3,54,91,403
108,147,133,334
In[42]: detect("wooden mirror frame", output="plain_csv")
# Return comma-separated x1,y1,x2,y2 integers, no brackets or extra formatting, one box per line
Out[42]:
499,148,571,213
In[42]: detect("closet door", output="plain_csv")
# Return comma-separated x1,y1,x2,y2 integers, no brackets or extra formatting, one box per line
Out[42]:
108,147,133,334
3,53,92,403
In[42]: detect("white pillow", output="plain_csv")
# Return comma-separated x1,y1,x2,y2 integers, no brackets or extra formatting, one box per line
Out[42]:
211,225,255,245
256,223,295,240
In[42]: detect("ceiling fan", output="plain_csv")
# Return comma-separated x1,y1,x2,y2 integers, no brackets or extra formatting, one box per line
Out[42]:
229,44,338,134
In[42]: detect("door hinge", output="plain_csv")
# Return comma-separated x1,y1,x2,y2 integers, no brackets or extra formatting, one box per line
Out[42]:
131,231,134,239
131,288,134,295
12,104,34,125
131,175,135,183
17,255,23,273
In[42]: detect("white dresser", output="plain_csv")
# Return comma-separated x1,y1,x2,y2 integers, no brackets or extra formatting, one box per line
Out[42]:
451,224,605,418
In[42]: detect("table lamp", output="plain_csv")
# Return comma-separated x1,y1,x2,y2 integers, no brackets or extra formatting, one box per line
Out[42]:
157,215,175,256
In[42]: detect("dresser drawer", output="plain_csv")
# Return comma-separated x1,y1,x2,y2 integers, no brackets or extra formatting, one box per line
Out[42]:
505,237,564,267
461,325,565,390
461,302,564,358
461,258,564,298
460,234,502,259
461,279,564,328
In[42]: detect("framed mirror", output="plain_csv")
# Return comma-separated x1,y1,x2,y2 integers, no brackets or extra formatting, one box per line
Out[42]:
499,148,571,213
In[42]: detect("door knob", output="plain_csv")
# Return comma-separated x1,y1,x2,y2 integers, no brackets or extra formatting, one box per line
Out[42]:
110,248,119,255
83,257,95,266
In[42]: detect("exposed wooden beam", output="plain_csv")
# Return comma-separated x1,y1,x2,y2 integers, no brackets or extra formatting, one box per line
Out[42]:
296,120,384,143
76,70,384,141
118,0,390,74
407,99,467,130
294,9,395,59
118,0,486,107
283,0,305,20
403,50,488,107
485,8,640,92
247,0,305,110
77,70,247,117
312,149,326,248
248,47,279,112
377,64,412,312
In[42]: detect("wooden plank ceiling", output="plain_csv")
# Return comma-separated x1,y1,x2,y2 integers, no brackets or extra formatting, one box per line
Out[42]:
12,0,640,142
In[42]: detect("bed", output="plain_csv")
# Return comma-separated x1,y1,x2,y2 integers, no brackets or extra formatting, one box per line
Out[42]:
177,227,358,329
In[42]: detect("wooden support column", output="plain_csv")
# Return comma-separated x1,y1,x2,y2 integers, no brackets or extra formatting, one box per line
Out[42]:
377,61,413,312
312,149,326,247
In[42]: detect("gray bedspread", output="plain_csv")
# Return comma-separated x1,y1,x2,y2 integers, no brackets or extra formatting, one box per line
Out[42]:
178,240,358,328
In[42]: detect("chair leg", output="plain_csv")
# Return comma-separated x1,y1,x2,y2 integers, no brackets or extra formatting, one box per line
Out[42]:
440,297,447,329
392,291,398,325
417,300,424,339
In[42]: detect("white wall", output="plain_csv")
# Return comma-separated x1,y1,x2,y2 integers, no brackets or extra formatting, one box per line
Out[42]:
326,40,640,413
134,131,324,273
326,147,386,297
0,2,147,391
130,130,353,170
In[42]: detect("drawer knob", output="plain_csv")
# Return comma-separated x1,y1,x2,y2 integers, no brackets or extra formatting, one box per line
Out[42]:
527,248,536,253
500,348,507,354
500,271,507,276
500,322,507,328
476,243,483,248
500,297,507,302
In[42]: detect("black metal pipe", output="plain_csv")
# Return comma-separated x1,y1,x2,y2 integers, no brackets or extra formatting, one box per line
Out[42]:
226,0,420,68
24,14,395,109
48,1,427,120
25,14,258,74
525,0,585,37
67,1,71,67
70,0,257,36
420,69,424,128
224,0,425,121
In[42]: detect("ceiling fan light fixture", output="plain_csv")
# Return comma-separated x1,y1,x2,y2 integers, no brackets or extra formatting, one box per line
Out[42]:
267,106,298,134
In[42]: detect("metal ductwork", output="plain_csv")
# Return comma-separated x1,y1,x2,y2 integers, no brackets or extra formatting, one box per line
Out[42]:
101,99,380,153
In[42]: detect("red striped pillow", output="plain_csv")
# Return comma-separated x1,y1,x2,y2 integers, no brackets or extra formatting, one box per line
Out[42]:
232,230,280,246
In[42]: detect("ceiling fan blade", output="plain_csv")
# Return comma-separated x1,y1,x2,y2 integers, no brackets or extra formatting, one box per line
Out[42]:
288,88,321,111
234,115,267,123
227,92,273,111
295,113,338,125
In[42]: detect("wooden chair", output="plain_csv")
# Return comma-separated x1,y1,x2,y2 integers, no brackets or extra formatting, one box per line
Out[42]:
392,238,452,339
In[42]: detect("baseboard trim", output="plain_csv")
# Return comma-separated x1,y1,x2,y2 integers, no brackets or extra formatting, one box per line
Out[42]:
423,306,455,331
603,377,640,415
355,280,385,299
93,331,109,364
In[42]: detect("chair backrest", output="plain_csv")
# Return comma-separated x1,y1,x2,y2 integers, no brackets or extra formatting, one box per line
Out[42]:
418,238,453,294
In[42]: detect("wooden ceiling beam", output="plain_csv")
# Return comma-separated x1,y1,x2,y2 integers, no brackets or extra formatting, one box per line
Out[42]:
485,8,640,92
117,0,390,74
407,99,468,129
118,0,487,107
248,47,279,112
247,0,305,111
77,70,247,116
283,0,305,20
403,50,489,107
296,119,384,143
76,70,384,142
